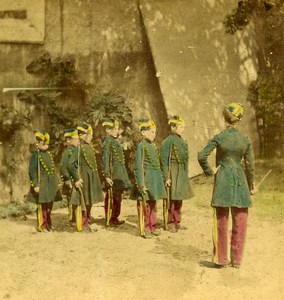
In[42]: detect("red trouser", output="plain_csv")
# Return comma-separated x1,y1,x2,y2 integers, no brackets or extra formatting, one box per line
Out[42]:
213,207,248,265
66,192,76,222
37,202,53,231
137,200,157,233
168,200,183,228
104,191,122,223
82,205,92,229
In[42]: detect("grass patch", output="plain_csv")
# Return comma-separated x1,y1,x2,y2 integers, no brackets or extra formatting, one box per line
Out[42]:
0,198,68,219
0,203,37,219
255,159,284,192
253,159,284,220
190,175,214,209
253,192,284,220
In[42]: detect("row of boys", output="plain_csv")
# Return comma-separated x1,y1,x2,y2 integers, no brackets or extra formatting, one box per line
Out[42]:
27,116,193,238
27,102,255,268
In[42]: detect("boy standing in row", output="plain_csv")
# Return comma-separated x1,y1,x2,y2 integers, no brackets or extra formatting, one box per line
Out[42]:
67,122,104,232
27,130,62,232
59,128,80,223
160,116,193,233
101,118,132,227
132,119,167,238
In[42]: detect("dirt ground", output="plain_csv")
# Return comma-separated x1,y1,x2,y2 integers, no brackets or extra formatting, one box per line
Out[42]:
0,179,283,300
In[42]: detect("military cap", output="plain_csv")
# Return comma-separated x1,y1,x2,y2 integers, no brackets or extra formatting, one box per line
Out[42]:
101,118,119,128
77,122,93,134
137,118,156,131
223,102,244,123
168,115,185,126
64,128,79,139
35,130,50,144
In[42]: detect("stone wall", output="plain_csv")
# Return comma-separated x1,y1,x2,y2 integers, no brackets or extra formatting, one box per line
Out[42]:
139,0,259,175
0,0,258,203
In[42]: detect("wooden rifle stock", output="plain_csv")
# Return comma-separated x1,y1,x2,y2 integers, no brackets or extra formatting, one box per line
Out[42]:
106,147,114,227
75,145,86,232
106,186,113,227
163,186,170,230
139,192,146,237
163,143,172,230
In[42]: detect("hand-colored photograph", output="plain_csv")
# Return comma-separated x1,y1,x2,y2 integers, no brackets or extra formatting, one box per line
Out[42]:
0,1,283,299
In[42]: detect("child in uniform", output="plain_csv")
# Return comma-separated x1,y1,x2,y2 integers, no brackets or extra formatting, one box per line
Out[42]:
198,103,256,268
132,119,167,238
59,128,80,223
67,122,104,232
101,118,132,226
27,130,62,232
160,115,193,232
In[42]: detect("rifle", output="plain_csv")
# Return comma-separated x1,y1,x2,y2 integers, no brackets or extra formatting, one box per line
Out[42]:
106,186,113,227
36,149,43,231
256,169,272,189
164,186,170,230
163,143,172,230
138,145,147,237
105,146,114,227
139,189,148,237
75,145,86,232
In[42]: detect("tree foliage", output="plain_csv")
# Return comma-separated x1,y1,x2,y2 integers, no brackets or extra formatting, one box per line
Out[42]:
247,72,283,157
16,52,137,159
86,92,140,176
0,104,31,140
25,52,87,88
0,104,32,202
223,0,258,35
224,0,284,157
0,52,136,202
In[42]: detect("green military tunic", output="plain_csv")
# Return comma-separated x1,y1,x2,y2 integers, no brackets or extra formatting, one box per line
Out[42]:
132,139,167,201
60,146,75,182
27,150,62,203
59,145,75,195
160,133,193,200
68,142,104,205
198,127,254,208
102,136,132,192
